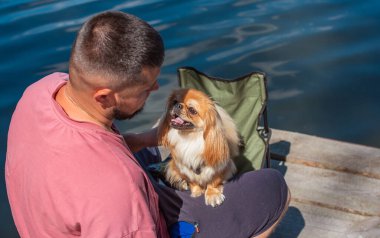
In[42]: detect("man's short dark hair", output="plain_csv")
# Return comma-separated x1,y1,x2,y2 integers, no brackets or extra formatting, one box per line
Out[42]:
69,11,164,89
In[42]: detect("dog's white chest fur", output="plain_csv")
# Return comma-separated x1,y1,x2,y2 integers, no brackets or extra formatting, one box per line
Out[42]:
167,129,216,184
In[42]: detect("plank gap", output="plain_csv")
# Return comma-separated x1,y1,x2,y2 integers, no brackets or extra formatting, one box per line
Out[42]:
291,197,377,217
271,154,380,180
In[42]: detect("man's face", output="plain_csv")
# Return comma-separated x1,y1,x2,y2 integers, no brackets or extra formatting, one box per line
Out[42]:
113,67,160,120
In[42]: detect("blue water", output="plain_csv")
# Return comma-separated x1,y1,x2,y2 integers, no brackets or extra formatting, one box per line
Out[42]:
1,0,380,236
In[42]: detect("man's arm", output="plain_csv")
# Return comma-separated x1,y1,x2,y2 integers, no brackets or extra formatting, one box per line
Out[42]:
80,168,163,238
123,127,159,153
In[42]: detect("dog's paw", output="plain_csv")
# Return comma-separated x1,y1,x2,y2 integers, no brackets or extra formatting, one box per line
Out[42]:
165,167,189,191
190,184,204,197
178,180,189,190
205,186,225,207
170,180,189,191
167,177,189,191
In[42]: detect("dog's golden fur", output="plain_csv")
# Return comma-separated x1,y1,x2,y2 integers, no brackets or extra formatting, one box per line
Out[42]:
158,88,240,207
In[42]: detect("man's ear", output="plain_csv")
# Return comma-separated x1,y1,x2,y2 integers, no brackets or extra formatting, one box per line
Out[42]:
94,88,115,109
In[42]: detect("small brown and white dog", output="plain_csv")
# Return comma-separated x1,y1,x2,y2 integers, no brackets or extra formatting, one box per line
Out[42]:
158,88,240,207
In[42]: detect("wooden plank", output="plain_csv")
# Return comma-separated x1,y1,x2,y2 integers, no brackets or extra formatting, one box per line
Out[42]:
270,129,380,179
271,200,368,238
269,130,380,237
271,160,380,217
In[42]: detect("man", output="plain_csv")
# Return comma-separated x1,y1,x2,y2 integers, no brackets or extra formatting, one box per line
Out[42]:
6,11,289,238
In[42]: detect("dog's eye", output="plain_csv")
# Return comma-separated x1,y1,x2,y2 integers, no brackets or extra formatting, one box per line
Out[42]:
188,107,197,115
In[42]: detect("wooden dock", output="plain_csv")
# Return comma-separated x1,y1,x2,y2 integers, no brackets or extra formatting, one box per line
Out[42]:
269,129,380,238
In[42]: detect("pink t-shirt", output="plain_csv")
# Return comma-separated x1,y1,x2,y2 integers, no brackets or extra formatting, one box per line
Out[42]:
6,73,169,238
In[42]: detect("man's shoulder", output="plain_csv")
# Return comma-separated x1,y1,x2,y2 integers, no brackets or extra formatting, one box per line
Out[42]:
10,72,67,123
27,72,68,92
39,72,68,82
18,72,68,105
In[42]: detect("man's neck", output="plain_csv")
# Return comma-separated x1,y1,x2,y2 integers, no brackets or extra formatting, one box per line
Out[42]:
55,83,114,132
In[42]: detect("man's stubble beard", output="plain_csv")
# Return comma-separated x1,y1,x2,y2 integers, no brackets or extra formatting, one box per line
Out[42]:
113,104,145,121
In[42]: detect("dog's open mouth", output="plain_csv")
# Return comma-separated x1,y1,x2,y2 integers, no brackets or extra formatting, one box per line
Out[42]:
170,115,195,130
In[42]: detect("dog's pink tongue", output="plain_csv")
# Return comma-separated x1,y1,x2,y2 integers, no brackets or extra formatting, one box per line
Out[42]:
171,117,184,125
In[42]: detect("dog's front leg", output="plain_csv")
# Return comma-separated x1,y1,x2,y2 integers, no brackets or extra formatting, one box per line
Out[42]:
165,161,189,191
205,176,225,207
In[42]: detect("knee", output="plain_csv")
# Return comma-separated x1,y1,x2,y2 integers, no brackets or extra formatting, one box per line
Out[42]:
251,188,291,238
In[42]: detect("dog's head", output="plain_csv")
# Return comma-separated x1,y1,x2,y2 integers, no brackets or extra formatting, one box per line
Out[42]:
165,88,218,132
158,88,240,169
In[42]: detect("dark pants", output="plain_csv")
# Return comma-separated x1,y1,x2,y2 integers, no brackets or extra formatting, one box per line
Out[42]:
135,148,289,238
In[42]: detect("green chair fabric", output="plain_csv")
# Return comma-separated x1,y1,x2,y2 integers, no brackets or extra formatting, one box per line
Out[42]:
177,67,271,173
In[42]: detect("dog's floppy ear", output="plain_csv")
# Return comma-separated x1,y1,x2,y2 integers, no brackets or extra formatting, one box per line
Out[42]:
203,105,230,167
157,91,177,147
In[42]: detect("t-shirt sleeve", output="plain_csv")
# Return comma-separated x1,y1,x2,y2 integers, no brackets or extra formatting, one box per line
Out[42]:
79,171,159,238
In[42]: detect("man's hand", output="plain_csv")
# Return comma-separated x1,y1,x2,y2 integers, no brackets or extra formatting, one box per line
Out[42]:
123,127,159,153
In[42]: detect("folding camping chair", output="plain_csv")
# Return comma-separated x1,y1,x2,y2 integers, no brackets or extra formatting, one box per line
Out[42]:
177,67,271,172
138,67,272,237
